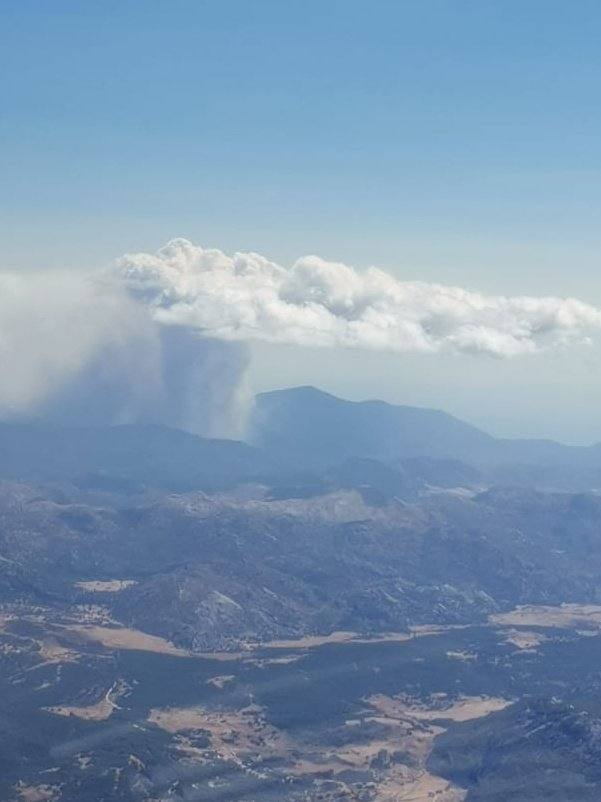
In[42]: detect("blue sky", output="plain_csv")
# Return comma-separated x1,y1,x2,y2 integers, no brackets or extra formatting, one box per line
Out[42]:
3,1,601,441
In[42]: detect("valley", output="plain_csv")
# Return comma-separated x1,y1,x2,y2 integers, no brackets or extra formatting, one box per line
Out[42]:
3,590,601,800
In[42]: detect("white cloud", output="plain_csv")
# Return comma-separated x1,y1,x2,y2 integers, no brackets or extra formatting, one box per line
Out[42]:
118,238,601,358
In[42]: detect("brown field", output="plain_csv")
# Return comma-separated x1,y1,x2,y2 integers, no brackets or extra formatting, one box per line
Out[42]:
13,783,59,802
357,694,510,801
490,603,601,631
148,702,290,761
44,679,129,721
258,628,450,651
499,628,548,650
65,624,190,656
261,630,358,648
74,580,137,593
368,693,511,724
148,690,508,800
195,649,250,661
45,697,114,721
36,638,80,665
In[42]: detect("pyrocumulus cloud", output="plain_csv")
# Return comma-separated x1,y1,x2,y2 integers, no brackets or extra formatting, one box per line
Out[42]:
118,238,601,358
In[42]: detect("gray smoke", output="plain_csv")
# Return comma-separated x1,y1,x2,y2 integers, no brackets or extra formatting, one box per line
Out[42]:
41,326,250,438
0,270,250,438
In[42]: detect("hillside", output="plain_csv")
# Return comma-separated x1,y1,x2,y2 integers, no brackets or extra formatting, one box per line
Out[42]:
251,386,601,489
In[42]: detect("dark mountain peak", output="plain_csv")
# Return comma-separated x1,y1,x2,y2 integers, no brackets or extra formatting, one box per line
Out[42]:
251,385,493,468
258,385,463,419
250,386,601,490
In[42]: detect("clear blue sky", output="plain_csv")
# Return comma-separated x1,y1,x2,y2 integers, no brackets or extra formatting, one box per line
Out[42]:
3,1,601,442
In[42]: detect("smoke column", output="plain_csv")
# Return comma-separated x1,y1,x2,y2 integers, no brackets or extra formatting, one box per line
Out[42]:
40,325,250,438
0,270,249,438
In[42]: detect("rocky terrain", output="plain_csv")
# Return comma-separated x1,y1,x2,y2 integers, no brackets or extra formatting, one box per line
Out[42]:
3,479,601,652
3,387,601,800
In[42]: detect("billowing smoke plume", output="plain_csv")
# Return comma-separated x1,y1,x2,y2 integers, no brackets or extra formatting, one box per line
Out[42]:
118,238,601,358
1,237,601,435
0,269,249,438
40,325,250,438
0,271,158,420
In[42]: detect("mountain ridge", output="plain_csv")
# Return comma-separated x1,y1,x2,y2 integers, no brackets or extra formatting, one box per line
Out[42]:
251,385,601,472
1,386,601,494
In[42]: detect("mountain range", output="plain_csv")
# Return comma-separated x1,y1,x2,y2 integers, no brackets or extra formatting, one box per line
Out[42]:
3,387,601,801
1,386,600,494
